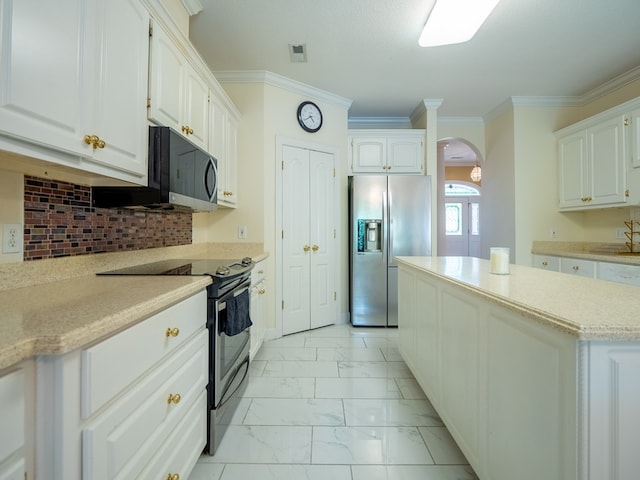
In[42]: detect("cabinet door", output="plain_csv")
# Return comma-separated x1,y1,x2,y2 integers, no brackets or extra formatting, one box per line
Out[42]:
588,115,627,206
86,0,149,177
309,150,335,330
558,130,588,209
629,108,640,169
0,0,85,155
387,136,423,173
183,64,209,151
351,137,386,173
148,23,185,132
211,98,238,206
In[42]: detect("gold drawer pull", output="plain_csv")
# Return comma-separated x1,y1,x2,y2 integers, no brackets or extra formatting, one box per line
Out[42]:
167,393,181,405
166,474,180,480
165,327,180,337
181,125,193,135
83,134,106,150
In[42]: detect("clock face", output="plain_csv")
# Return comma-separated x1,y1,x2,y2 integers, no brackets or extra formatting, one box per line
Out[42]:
297,101,323,132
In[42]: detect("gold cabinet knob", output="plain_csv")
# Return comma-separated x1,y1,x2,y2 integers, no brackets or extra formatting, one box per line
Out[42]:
167,393,181,405
259,288,266,295
166,474,180,480
257,269,264,274
303,245,310,252
181,125,189,134
542,261,548,267
165,327,180,337
572,265,579,271
312,245,319,252
83,134,106,150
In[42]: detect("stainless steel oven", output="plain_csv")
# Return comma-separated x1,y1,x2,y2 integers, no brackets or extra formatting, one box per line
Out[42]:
206,274,252,455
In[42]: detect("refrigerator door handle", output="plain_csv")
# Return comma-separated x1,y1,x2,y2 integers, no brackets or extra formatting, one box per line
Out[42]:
382,191,388,265
388,190,393,265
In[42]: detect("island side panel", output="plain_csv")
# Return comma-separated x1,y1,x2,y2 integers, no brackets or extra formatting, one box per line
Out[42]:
397,263,577,480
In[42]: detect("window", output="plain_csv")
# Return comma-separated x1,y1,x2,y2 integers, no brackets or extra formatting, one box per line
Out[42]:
445,183,480,196
445,203,462,236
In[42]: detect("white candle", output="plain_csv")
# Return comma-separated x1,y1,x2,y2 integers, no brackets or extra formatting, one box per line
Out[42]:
490,247,510,274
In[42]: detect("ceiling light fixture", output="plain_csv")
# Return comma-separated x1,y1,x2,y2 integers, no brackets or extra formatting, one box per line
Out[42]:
470,164,482,182
419,0,502,47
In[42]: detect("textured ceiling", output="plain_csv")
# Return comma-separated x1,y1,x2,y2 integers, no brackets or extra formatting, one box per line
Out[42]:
189,0,640,119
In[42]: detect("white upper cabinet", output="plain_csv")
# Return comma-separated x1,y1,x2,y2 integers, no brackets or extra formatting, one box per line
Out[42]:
349,130,425,174
148,22,209,152
629,107,640,169
0,0,149,182
210,96,239,207
556,97,640,210
557,113,627,210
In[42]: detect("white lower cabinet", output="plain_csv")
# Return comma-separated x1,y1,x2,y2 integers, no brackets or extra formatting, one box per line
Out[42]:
531,254,561,271
250,260,267,359
533,254,640,286
35,290,208,480
560,257,597,278
597,261,640,286
0,363,33,480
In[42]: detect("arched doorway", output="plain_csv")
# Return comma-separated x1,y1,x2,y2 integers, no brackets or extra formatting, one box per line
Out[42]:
437,138,483,257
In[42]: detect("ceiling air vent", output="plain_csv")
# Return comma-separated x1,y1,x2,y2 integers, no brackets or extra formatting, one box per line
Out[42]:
289,43,307,63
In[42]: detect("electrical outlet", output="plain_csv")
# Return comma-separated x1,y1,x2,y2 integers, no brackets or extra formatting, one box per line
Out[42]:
549,227,558,239
238,225,247,239
2,224,22,253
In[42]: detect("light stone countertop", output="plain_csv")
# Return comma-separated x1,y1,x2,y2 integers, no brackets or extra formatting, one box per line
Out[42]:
0,243,269,371
532,241,640,265
0,274,211,370
396,256,640,341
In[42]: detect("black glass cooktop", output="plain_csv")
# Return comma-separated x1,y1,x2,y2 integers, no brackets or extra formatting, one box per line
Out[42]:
97,258,253,277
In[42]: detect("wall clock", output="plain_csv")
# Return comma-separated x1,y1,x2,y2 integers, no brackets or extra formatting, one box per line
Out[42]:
296,101,323,133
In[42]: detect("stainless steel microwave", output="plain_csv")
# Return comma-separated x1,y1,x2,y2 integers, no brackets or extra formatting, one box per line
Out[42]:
92,126,218,212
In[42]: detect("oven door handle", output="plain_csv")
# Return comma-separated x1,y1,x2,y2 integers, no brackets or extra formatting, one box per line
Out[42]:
216,355,250,410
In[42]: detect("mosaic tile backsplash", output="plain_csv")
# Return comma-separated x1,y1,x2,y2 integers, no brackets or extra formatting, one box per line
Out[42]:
23,176,192,260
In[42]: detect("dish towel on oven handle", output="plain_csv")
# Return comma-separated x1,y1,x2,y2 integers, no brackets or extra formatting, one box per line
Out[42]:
224,289,253,336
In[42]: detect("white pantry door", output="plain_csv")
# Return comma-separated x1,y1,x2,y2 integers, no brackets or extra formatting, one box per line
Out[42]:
282,145,336,335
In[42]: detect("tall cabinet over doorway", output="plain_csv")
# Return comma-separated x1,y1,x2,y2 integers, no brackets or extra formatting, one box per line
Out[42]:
281,143,337,335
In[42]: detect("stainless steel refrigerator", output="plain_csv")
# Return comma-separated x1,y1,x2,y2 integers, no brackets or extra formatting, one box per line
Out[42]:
349,175,432,327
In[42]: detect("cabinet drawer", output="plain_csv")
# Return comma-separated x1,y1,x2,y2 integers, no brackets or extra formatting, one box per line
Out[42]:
251,262,266,285
137,389,206,480
82,328,207,480
560,258,596,278
532,255,560,271
81,290,206,417
598,261,640,286
0,369,24,463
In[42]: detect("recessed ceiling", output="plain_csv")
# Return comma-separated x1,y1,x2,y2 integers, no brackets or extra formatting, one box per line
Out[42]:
189,0,640,118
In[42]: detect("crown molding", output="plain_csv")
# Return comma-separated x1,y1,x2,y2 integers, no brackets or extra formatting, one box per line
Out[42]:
437,116,485,126
348,117,413,129
181,0,203,15
581,64,640,103
214,70,352,109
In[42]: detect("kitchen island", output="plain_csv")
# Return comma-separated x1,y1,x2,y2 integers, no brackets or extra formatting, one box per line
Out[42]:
396,256,640,480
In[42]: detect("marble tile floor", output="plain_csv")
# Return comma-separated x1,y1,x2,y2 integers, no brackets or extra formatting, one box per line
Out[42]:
189,323,478,480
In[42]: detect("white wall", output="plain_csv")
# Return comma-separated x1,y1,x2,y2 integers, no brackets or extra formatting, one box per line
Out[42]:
482,107,516,262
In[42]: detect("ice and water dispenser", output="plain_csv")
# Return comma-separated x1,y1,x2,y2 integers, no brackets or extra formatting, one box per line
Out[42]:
357,219,382,252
